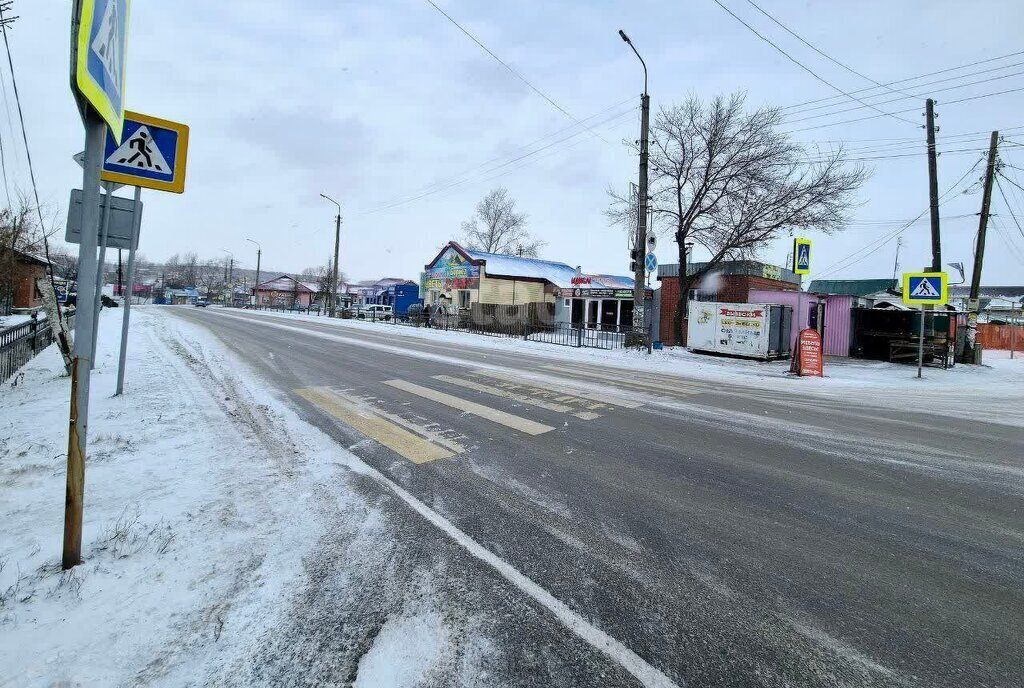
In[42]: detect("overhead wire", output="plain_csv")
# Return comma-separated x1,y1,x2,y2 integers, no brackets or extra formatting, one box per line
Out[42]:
785,86,1024,133
778,49,1024,112
0,3,65,331
711,0,917,126
423,0,610,144
811,155,985,279
995,174,1024,240
742,0,919,100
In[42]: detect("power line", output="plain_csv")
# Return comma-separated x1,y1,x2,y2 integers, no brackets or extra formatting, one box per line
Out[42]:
423,0,610,144
778,50,1024,112
781,70,1024,125
785,86,1024,133
996,174,1024,240
812,155,984,279
358,105,638,215
0,2,64,328
712,0,917,126
742,0,918,100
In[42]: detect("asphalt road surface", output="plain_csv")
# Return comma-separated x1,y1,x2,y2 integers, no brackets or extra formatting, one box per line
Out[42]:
168,307,1023,688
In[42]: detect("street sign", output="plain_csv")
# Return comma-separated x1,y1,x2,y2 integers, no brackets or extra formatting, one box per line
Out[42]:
66,188,141,250
646,233,657,252
902,271,948,305
793,237,811,275
101,111,190,193
645,253,658,273
74,0,131,141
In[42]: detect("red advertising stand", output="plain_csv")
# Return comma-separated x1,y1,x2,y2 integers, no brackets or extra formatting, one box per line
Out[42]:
792,328,824,377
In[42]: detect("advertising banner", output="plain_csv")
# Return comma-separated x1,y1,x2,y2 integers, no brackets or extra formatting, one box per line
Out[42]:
424,247,480,292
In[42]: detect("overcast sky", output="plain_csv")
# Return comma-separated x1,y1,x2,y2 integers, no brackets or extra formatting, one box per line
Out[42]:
5,0,1024,285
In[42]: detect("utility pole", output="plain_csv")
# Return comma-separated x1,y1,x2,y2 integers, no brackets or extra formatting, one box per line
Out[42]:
892,237,902,282
246,238,261,307
320,193,342,318
619,29,649,347
925,99,942,272
965,130,999,363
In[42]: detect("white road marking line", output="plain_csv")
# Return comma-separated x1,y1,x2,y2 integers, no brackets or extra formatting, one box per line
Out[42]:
434,375,603,421
470,368,644,409
342,457,681,688
384,379,554,435
542,364,703,397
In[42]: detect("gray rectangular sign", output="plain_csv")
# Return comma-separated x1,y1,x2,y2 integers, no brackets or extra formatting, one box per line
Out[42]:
65,189,142,251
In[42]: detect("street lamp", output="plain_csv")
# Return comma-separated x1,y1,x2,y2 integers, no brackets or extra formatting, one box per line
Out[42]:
619,29,651,349
320,193,342,318
246,238,262,308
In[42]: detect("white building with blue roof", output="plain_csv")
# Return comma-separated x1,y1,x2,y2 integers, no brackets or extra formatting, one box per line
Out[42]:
422,242,654,331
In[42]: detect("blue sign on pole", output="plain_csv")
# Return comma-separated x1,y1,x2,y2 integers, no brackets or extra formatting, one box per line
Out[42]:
645,253,658,273
101,111,190,193
75,0,131,141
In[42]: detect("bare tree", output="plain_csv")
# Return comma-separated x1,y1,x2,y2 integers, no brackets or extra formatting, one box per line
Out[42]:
196,259,221,300
49,247,79,283
164,251,200,288
0,199,46,313
608,93,867,344
461,187,546,257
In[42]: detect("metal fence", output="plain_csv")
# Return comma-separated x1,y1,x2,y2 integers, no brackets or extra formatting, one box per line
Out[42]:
0,312,74,382
382,310,642,351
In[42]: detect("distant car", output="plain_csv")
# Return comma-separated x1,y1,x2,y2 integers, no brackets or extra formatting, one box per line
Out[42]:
288,303,307,311
357,304,393,320
194,299,209,307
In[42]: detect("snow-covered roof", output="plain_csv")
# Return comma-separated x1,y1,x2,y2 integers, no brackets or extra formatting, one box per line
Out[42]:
588,274,635,289
466,249,579,287
255,275,314,293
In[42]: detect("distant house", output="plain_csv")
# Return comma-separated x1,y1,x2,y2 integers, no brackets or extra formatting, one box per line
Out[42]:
252,275,315,307
0,247,48,314
166,287,200,305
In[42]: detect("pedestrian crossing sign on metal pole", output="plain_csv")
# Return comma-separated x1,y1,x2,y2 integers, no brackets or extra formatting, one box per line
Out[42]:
74,0,131,141
902,271,948,305
792,237,811,275
102,111,189,193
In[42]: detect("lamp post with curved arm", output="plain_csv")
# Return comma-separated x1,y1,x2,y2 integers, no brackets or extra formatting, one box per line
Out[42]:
320,193,342,317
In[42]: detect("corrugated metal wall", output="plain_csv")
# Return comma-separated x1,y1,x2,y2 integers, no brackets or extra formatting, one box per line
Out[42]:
822,295,853,356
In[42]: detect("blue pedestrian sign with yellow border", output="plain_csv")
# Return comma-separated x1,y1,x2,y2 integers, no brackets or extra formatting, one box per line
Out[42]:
792,237,811,275
902,272,948,305
102,111,190,194
75,0,131,142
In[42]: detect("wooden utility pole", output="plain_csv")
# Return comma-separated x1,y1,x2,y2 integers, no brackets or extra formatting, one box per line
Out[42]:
964,131,999,362
925,99,942,272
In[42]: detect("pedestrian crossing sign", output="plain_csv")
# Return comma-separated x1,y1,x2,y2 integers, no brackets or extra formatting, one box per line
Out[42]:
792,237,811,275
101,111,189,193
74,0,131,141
902,271,948,305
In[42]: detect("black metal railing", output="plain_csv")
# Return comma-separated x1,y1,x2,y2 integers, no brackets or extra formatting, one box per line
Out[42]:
0,312,75,382
383,310,644,351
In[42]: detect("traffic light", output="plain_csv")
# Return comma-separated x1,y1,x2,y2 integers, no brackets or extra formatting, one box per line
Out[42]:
630,248,640,272
630,260,638,272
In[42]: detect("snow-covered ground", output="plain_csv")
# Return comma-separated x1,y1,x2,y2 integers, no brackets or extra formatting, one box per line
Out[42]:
0,309,461,686
222,308,1024,413
0,312,45,330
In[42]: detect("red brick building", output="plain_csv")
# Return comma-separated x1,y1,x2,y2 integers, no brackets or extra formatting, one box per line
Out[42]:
658,261,800,345
1,248,48,314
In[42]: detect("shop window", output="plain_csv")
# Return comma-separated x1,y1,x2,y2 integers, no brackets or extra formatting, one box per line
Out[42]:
458,290,471,309
563,298,571,308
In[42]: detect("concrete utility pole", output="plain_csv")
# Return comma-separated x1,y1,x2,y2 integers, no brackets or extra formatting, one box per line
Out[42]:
320,193,342,317
619,29,649,344
965,130,999,363
925,99,942,272
246,238,261,306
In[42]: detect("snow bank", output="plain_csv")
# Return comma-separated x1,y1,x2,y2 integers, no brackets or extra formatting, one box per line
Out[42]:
0,308,370,685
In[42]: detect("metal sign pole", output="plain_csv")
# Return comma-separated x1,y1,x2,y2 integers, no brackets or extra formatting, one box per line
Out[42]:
64,112,105,570
115,185,141,395
917,305,925,379
90,183,114,369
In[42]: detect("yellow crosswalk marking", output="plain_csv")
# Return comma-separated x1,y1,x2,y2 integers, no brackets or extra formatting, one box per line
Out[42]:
433,375,602,420
296,387,456,464
383,379,554,435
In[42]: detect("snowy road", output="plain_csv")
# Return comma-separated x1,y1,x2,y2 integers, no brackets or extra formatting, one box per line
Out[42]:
162,306,1023,688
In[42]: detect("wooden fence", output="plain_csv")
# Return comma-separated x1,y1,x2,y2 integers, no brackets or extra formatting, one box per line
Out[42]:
977,323,1022,351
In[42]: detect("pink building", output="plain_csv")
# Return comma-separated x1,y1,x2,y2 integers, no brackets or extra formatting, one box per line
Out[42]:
749,289,855,356
252,275,316,307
